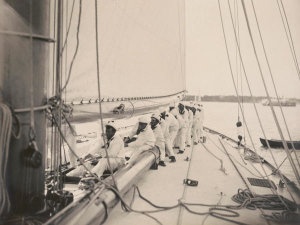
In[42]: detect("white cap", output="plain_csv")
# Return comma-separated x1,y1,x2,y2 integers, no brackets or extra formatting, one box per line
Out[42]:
105,120,118,131
139,115,150,124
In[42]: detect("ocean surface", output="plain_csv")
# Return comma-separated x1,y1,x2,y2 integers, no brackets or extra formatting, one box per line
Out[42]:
203,101,300,184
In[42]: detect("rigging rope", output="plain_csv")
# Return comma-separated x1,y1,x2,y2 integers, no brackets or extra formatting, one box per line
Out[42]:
276,0,300,81
60,0,82,93
60,0,75,57
240,0,300,185
250,0,300,172
94,0,118,189
218,0,297,210
226,0,298,203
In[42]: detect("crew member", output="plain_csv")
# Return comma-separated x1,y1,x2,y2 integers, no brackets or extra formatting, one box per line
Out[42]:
168,106,179,148
151,112,166,166
159,107,176,162
91,121,125,177
174,103,187,154
125,116,155,167
185,104,193,147
67,121,124,177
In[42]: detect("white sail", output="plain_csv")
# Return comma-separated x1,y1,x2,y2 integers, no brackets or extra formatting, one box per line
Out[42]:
61,0,186,102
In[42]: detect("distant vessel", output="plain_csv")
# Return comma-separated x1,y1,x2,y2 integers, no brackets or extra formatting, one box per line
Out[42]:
261,98,296,107
260,138,300,150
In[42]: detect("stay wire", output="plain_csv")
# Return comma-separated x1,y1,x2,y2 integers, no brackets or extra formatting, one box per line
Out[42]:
225,0,298,204
60,0,75,57
221,0,299,207
219,0,296,211
233,0,239,121
94,0,118,189
60,0,82,93
250,0,300,171
239,0,300,185
218,0,268,183
276,0,300,81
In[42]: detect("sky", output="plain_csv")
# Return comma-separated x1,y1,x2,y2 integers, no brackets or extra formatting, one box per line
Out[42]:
185,0,300,98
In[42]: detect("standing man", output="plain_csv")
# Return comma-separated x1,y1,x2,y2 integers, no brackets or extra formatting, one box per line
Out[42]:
174,103,188,154
185,104,193,147
191,105,199,145
168,107,179,148
159,107,176,162
151,112,166,166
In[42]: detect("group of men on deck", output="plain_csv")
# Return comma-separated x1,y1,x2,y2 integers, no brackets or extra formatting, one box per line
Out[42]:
67,101,204,179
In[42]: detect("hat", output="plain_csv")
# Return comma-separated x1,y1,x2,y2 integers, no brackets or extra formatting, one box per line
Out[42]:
151,112,160,121
139,115,150,124
105,120,118,131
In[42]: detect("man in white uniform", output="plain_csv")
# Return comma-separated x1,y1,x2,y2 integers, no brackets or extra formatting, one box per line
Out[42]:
159,107,176,162
173,103,187,154
91,121,125,177
67,121,125,177
168,107,179,148
125,116,155,167
151,112,166,166
185,104,194,147
192,105,200,145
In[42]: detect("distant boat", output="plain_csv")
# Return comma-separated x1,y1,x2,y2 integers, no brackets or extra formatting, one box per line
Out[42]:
261,98,296,107
260,138,300,150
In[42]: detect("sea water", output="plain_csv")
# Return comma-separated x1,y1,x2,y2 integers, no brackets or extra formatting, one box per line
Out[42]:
203,102,300,184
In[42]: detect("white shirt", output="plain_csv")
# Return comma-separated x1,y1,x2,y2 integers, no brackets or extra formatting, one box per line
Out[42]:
166,113,179,131
152,124,165,151
128,124,155,148
87,133,125,158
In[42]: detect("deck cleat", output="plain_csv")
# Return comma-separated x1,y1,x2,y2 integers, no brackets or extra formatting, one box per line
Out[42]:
183,179,198,187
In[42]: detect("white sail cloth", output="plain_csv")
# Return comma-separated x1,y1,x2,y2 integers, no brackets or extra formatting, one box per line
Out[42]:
60,0,186,102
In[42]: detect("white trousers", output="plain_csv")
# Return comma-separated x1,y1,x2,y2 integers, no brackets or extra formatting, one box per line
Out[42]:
157,142,166,161
164,136,175,157
67,162,94,177
169,127,179,148
91,157,125,177
174,127,187,150
192,122,199,143
186,123,193,145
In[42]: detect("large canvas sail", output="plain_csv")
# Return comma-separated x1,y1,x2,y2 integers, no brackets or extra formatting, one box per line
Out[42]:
59,0,186,102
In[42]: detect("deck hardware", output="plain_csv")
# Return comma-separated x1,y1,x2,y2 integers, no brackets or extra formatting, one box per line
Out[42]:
247,177,277,190
183,179,198,186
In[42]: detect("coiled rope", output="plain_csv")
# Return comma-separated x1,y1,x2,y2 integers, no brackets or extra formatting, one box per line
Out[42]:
231,189,297,211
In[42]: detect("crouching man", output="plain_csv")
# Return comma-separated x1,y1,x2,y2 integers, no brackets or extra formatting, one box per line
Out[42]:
67,121,125,178
125,116,155,167
91,121,125,177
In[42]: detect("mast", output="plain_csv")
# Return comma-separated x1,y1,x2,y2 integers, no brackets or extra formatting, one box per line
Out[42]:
0,0,51,215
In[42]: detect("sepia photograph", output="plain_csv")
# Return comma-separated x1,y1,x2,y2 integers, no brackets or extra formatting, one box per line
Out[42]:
0,0,300,224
